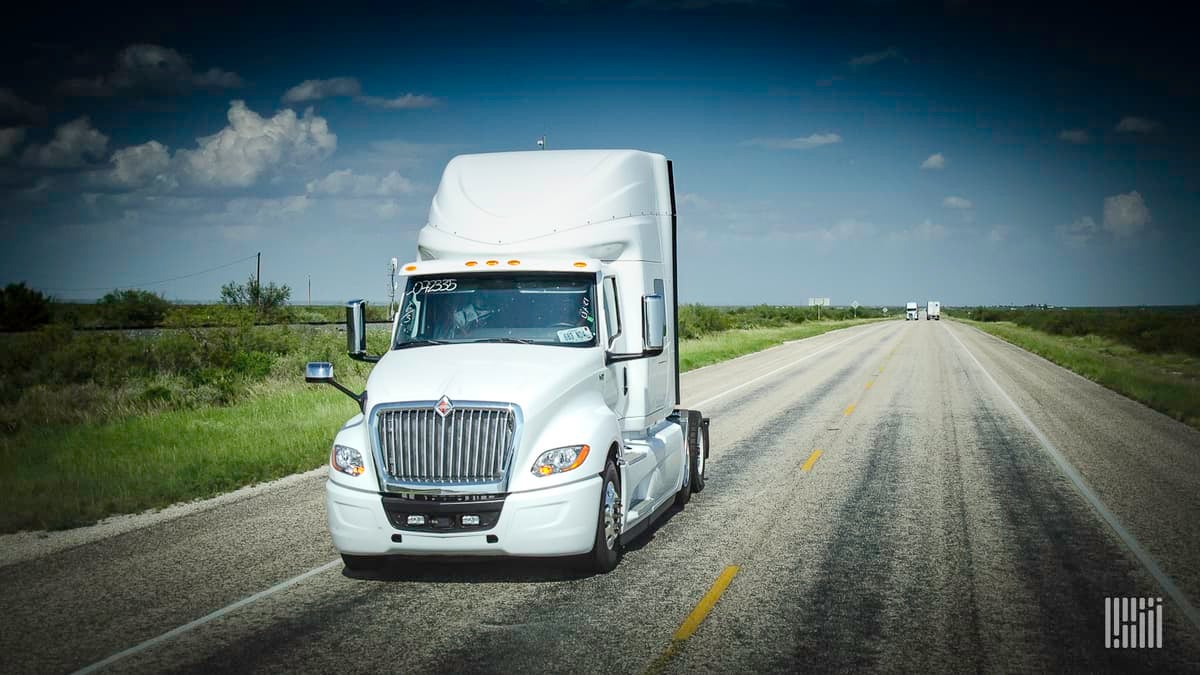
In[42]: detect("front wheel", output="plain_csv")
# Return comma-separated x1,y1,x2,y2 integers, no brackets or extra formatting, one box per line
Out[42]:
584,460,622,574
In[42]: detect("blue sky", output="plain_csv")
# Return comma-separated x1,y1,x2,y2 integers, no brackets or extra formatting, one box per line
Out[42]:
1,2,1197,306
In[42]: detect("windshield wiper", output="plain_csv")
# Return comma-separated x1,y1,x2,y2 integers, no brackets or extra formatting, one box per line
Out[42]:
394,339,451,349
464,337,541,345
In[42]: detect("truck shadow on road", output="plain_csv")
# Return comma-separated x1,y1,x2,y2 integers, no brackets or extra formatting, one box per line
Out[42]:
342,504,684,584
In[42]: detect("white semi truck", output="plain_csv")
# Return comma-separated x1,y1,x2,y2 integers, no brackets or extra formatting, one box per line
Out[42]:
906,301,919,320
307,149,709,573
926,301,941,320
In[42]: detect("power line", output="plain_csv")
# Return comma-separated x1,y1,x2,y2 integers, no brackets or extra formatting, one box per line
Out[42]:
38,254,260,293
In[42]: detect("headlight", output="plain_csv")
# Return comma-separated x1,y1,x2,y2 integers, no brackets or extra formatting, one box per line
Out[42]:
331,444,365,476
531,444,590,476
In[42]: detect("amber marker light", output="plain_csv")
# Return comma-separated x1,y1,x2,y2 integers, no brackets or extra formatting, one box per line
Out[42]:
486,260,499,266
404,265,417,272
507,259,520,266
573,261,588,268
465,261,478,267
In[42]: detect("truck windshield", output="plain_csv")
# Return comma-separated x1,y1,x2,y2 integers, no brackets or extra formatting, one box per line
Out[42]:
393,273,598,349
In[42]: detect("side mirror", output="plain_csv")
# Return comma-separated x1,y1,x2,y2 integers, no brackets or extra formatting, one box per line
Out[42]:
305,361,365,411
305,361,334,383
606,294,667,365
345,299,379,362
643,294,666,350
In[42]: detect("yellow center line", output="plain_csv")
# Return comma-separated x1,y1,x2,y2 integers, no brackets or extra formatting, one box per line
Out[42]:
801,449,823,472
843,403,856,416
645,565,740,674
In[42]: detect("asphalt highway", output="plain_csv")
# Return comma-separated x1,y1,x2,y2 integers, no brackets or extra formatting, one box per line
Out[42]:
3,318,1199,673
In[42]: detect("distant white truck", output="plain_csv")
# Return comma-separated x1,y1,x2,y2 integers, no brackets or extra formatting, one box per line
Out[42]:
906,302,918,321
926,301,941,321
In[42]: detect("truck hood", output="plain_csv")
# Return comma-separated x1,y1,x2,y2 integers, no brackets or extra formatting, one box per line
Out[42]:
364,343,603,416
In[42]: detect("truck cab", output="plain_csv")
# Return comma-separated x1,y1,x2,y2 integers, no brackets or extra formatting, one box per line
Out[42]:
307,150,709,573
906,301,919,320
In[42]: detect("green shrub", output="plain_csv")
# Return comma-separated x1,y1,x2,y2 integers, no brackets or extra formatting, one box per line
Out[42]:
0,283,52,332
97,289,171,328
220,276,292,319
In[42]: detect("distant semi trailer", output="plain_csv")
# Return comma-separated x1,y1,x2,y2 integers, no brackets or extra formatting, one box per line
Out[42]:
926,301,941,320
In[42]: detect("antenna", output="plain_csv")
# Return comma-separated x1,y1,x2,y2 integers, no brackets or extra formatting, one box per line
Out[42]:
387,258,399,319
537,135,546,150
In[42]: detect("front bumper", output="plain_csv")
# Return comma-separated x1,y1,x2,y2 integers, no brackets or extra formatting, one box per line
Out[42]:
326,475,602,557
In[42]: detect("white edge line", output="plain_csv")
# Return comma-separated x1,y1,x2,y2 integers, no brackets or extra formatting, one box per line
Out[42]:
944,322,1200,635
688,321,892,410
73,559,342,674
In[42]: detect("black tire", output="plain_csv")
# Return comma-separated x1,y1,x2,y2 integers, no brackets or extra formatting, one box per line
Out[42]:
689,410,707,493
585,460,622,574
341,554,384,571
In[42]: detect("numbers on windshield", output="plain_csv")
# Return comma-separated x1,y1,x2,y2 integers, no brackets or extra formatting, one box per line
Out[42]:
411,279,458,295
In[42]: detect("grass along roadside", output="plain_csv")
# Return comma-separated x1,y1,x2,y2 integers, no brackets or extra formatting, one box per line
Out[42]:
955,317,1200,430
0,317,889,533
680,317,890,372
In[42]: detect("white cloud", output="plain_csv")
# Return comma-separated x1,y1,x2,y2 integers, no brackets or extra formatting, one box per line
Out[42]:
743,133,842,150
0,88,45,125
987,225,1009,243
58,44,243,96
892,219,947,241
1115,116,1161,134
676,192,713,212
105,140,172,188
1058,129,1090,144
920,153,945,169
305,168,414,197
1057,216,1097,247
943,196,972,209
357,93,440,109
21,116,109,169
281,77,362,104
0,127,26,159
1102,191,1151,237
175,100,336,188
849,47,902,67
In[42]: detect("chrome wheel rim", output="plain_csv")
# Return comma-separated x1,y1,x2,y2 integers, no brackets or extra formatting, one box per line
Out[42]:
603,480,619,550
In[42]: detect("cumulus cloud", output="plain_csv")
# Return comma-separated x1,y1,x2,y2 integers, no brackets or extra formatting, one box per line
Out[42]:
357,94,440,109
892,219,947,241
743,133,842,150
0,88,46,126
305,168,414,197
175,100,336,188
1058,129,1090,144
943,196,972,209
1058,216,1097,247
920,153,945,169
849,47,902,67
281,77,362,104
58,44,243,96
1115,116,1161,134
0,127,26,159
21,117,109,169
105,140,172,188
1102,191,1151,237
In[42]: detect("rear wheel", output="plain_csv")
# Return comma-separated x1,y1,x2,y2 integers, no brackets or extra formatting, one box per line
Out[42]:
584,460,622,574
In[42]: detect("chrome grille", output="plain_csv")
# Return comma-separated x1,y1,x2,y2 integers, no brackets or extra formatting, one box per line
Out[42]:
376,405,516,483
